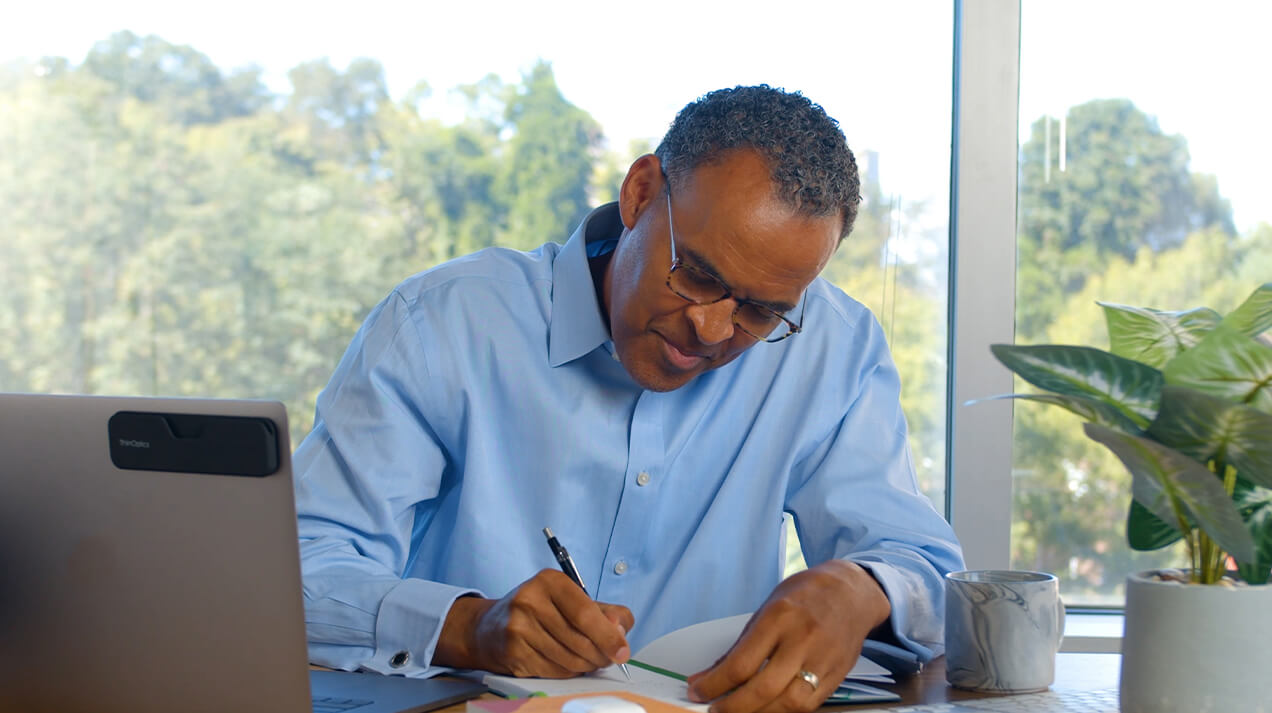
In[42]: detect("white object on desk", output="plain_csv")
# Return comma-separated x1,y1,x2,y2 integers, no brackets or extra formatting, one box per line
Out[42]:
561,695,648,713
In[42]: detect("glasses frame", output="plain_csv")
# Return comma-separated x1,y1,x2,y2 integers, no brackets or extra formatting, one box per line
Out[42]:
664,191,805,343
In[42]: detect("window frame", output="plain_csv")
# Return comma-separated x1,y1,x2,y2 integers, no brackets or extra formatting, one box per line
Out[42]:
948,1,1122,651
945,0,1019,572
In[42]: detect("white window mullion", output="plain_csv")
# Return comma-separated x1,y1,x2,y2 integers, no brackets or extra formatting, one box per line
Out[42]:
946,0,1021,570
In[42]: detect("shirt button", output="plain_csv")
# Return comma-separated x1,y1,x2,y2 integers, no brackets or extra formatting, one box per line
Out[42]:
613,560,628,575
636,471,651,486
389,651,410,668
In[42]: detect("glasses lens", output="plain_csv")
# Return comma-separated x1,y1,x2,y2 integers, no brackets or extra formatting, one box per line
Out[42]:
669,265,727,303
736,304,791,341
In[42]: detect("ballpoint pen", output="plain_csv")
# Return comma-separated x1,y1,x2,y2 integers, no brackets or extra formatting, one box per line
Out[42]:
543,527,632,681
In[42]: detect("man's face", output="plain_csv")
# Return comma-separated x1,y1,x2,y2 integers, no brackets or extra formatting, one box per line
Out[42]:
602,150,839,392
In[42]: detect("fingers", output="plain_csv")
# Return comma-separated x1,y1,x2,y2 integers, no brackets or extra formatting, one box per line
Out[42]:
513,612,613,676
550,584,631,660
692,638,847,713
539,584,625,669
687,561,886,713
753,667,836,713
598,602,636,638
686,615,780,704
474,569,634,677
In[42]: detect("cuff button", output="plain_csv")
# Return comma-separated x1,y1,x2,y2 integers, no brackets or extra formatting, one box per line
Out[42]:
389,651,410,668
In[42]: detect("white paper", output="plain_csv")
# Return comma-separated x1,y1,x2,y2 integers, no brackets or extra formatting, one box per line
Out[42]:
633,613,892,682
479,665,707,711
476,612,893,707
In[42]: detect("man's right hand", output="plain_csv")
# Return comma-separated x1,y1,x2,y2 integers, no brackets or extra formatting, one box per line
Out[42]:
433,569,634,678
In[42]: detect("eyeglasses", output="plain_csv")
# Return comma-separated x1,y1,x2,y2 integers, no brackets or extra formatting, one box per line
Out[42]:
665,192,805,343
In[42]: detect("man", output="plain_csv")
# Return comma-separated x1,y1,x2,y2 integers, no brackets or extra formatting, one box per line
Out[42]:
294,85,963,713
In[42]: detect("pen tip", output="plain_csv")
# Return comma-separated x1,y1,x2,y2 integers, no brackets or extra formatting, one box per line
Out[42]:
621,663,631,681
542,527,554,538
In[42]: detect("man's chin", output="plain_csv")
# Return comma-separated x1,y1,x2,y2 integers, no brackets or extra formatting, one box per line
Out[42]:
617,346,701,392
626,363,695,393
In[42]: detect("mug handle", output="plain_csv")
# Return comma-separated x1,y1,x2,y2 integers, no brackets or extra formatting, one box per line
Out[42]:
1055,596,1066,651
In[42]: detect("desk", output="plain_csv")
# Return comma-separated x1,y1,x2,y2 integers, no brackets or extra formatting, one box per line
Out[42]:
434,653,1120,712
826,653,1119,710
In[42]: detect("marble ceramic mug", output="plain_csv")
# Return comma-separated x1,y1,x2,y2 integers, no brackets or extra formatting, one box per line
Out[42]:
944,569,1065,693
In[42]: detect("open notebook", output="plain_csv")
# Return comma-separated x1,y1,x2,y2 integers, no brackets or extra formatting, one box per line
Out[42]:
468,614,902,707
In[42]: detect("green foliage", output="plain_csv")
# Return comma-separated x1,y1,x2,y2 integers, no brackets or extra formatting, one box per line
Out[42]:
819,180,949,497
1011,97,1269,598
0,39,606,448
1164,325,1272,412
990,284,1272,584
990,344,1162,428
498,61,604,249
1099,303,1221,368
82,30,268,125
1146,386,1272,489
1086,422,1253,563
1016,99,1235,340
1235,483,1272,585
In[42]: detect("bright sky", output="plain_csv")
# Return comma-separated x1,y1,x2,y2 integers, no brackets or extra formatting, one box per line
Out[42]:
6,0,1270,231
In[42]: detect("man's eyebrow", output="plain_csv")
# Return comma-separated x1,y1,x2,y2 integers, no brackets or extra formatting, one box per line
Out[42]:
681,246,798,314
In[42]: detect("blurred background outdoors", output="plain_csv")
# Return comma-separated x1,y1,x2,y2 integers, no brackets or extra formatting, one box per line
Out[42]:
2,1,1269,605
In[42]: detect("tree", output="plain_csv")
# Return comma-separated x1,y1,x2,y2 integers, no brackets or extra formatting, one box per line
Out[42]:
284,57,390,167
0,38,607,447
1016,99,1234,339
378,95,502,265
496,61,603,249
821,172,949,498
81,30,268,125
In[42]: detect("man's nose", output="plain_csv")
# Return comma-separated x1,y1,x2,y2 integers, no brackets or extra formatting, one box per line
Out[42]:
686,299,736,346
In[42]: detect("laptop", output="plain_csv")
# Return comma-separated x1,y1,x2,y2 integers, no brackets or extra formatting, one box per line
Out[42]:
0,393,487,713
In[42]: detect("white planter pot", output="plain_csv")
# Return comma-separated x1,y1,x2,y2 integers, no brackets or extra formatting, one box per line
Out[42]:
1120,570,1272,713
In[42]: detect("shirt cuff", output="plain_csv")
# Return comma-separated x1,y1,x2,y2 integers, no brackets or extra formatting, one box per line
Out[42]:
852,558,942,662
364,578,484,677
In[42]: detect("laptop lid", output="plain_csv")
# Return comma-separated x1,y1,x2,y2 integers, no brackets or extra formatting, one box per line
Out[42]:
0,393,312,713
0,392,490,713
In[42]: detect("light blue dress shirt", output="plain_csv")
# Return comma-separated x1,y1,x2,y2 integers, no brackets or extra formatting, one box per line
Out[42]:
293,203,964,677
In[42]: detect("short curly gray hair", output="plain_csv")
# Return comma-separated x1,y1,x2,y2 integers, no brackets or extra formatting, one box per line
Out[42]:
655,85,860,241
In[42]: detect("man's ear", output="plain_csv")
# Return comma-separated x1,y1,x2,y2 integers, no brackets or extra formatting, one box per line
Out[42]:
618,154,665,230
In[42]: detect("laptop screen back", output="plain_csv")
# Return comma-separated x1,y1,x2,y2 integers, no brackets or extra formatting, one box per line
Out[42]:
0,393,312,713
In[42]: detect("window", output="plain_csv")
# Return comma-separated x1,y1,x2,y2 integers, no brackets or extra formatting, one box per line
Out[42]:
1011,0,1272,605
0,4,954,577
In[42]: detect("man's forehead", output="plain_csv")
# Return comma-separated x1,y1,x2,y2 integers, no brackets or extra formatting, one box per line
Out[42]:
675,242,801,314
671,211,834,312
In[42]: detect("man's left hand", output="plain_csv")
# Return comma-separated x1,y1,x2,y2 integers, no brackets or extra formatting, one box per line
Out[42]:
685,560,891,713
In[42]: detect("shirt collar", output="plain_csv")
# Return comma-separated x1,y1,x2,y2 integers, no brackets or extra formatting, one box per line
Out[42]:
549,202,625,367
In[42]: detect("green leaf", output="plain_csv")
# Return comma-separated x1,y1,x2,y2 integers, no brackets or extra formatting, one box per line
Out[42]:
991,344,1163,428
1163,325,1272,413
1235,481,1272,584
1127,498,1185,551
1219,283,1272,340
1147,386,1272,489
1100,302,1221,368
1084,423,1255,563
970,393,1143,433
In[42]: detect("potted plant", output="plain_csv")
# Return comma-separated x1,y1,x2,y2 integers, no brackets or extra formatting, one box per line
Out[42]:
984,283,1272,713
